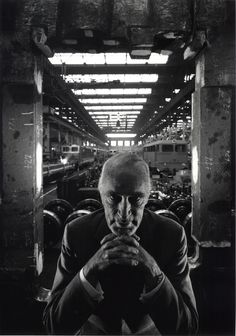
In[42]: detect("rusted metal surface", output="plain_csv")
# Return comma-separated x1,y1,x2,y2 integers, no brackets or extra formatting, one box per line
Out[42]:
1,54,44,271
58,0,113,38
112,0,151,40
129,27,156,46
2,0,59,56
2,0,231,54
192,23,235,246
151,0,191,32
3,50,35,83
194,19,235,90
192,86,233,245
16,0,59,38
195,0,228,29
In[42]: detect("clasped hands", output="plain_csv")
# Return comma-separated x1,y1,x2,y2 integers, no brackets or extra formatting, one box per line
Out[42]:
83,233,163,292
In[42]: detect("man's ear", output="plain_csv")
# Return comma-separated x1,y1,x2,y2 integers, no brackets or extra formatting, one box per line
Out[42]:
100,193,107,208
98,188,104,203
144,193,150,206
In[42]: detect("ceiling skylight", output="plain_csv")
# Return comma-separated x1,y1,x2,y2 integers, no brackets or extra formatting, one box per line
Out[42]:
92,115,137,119
80,98,147,104
93,119,137,123
47,52,178,138
89,111,140,115
50,53,168,65
106,133,137,138
73,88,152,95
86,105,143,110
98,121,135,124
66,74,158,83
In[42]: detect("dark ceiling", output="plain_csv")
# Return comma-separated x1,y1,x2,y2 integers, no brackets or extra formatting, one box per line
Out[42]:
4,0,229,144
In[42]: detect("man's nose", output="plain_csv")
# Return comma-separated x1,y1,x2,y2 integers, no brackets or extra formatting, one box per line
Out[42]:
118,197,131,222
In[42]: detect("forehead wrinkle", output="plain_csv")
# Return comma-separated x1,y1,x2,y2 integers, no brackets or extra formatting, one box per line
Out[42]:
98,152,151,194
103,167,149,195
106,158,149,179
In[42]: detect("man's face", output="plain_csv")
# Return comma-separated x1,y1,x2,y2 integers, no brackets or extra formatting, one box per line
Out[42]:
100,166,150,236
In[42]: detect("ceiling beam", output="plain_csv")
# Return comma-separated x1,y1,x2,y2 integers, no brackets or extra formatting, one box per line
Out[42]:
83,102,147,106
135,79,194,137
54,63,194,75
74,94,154,99
44,114,107,148
43,58,107,142
87,108,153,112
68,81,186,89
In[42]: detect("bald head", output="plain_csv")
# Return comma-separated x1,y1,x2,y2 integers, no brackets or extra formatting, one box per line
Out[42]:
98,153,151,236
98,152,151,194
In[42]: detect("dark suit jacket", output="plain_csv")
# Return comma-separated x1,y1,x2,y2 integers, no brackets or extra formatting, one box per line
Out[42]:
43,209,198,335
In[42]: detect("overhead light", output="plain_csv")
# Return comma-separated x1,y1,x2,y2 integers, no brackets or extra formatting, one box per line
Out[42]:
89,111,140,115
129,48,152,59
74,88,152,95
106,133,137,138
86,105,143,110
103,40,120,46
81,98,147,104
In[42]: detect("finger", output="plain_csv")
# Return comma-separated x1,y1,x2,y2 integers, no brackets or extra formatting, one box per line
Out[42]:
102,238,134,249
101,244,139,262
133,233,140,242
102,237,140,251
115,235,140,247
106,245,139,257
110,258,139,267
100,233,117,245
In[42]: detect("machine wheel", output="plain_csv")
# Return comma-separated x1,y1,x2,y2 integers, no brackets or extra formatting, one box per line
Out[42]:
155,209,181,223
75,198,102,212
168,198,191,223
65,209,91,224
45,199,74,226
43,210,62,249
145,198,166,212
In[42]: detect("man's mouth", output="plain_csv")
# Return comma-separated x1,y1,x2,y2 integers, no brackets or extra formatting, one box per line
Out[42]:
115,227,133,236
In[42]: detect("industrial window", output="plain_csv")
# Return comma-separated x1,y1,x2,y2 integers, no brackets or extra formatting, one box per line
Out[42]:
175,144,186,152
62,146,69,152
71,146,79,152
118,140,123,146
155,145,160,152
124,140,130,146
162,144,173,152
148,145,155,152
111,140,116,147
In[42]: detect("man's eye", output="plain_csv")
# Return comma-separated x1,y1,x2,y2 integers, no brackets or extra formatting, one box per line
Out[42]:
107,195,120,203
130,196,142,205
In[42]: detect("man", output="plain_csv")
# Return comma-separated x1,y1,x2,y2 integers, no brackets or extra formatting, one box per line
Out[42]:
43,153,198,335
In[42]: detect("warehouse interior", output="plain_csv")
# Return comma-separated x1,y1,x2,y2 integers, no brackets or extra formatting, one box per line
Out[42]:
0,0,235,334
